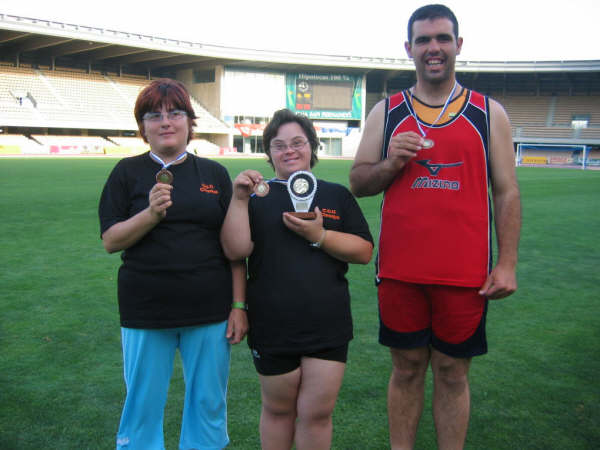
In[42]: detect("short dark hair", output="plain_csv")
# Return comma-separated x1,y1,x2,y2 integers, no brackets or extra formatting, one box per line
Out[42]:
134,78,197,144
262,109,319,169
407,4,459,44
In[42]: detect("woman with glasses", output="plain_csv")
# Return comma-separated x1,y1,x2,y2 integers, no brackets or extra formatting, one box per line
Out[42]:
221,108,373,449
99,78,247,450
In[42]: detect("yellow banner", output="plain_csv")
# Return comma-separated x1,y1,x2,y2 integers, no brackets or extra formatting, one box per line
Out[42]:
522,156,547,164
0,145,21,155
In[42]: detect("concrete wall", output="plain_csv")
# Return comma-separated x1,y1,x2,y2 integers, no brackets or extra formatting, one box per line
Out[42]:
178,65,224,120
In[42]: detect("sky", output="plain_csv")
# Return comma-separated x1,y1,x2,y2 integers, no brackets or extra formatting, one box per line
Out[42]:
2,0,599,61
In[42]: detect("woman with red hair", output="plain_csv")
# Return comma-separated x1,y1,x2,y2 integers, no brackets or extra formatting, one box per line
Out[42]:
99,78,247,449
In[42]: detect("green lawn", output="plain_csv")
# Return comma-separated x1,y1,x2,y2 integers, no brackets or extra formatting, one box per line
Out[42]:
1,158,598,449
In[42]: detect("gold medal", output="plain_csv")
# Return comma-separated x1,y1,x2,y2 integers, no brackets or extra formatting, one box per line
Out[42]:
155,168,174,184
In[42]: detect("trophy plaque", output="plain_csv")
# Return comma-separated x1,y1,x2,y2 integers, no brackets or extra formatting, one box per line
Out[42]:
155,168,174,185
287,170,317,219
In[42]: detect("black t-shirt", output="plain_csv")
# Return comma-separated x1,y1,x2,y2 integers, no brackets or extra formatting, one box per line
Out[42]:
98,152,233,328
246,178,373,354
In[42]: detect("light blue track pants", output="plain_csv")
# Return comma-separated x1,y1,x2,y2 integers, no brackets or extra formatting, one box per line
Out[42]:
116,322,231,450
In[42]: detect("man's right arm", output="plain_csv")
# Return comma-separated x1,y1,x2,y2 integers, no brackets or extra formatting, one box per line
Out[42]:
349,100,423,197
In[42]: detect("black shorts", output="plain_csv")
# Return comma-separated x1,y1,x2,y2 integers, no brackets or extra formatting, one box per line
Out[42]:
251,343,349,376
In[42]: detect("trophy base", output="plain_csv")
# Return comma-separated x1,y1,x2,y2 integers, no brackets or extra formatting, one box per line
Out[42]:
288,212,317,220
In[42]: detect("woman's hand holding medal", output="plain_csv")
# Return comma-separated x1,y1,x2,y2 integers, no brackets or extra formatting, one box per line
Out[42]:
148,182,173,219
233,170,269,201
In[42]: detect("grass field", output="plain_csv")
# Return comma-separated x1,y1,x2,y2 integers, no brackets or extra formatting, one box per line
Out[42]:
1,157,599,449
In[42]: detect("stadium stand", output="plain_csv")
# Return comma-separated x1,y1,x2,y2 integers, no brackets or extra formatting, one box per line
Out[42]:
498,96,551,126
0,133,42,154
1,13,599,161
515,126,574,139
552,96,600,126
31,134,109,154
0,65,231,154
498,94,600,143
367,89,600,145
579,127,600,139
188,138,221,155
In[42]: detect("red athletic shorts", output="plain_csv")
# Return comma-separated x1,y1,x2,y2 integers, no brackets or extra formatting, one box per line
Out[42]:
378,278,488,357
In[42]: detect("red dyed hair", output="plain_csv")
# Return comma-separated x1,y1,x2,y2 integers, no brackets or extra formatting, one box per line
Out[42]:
134,78,197,144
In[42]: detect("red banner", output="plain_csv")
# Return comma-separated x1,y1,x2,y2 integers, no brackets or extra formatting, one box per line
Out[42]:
234,123,265,137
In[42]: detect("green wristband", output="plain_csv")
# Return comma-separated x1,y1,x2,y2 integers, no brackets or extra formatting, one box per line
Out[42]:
232,301,246,310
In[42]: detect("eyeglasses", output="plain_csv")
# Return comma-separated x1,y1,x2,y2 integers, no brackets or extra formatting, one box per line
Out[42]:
143,110,188,122
270,139,308,152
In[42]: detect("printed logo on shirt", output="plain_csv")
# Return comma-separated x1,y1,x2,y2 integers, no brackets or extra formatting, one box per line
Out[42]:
411,176,460,190
252,349,261,359
321,208,340,220
412,159,463,191
200,183,219,194
415,159,463,176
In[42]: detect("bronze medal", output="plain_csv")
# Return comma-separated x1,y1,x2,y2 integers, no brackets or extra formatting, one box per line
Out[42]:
155,168,174,184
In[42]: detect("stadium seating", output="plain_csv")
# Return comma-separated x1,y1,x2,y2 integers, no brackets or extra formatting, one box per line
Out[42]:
553,96,600,127
496,94,600,142
514,126,574,139
1,64,599,156
369,90,600,144
0,65,231,154
499,95,551,126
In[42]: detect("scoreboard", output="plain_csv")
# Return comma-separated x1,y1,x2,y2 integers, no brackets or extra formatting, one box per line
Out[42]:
286,73,362,120
297,79,353,111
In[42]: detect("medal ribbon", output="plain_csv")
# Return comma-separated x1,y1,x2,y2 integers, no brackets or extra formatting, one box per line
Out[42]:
149,151,187,170
408,81,458,140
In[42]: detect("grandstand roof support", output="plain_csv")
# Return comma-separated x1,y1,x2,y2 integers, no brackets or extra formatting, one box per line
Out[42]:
566,72,574,95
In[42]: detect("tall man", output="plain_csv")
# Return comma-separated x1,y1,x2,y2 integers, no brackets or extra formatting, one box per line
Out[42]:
349,4,521,449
